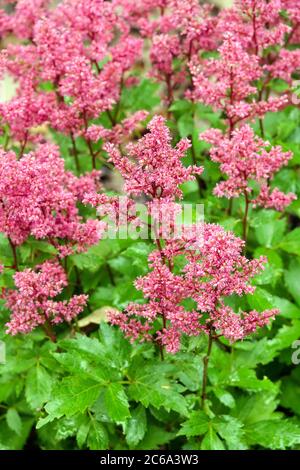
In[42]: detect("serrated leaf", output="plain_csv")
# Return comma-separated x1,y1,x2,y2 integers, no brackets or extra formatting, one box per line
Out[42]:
128,361,188,416
232,391,279,425
135,424,175,450
87,419,108,450
124,405,147,448
178,411,209,437
6,409,22,436
201,428,225,450
213,416,247,450
25,365,53,410
104,383,130,422
245,419,300,449
38,377,102,426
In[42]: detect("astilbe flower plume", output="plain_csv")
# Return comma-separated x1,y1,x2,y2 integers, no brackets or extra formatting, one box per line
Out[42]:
201,124,296,210
0,143,104,253
188,33,288,133
105,115,203,200
109,224,277,353
0,0,143,143
4,261,87,335
218,0,289,53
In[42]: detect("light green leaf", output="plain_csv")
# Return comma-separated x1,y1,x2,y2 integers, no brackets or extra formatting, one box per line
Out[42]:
124,405,147,448
104,383,130,422
37,377,102,427
6,409,22,436
178,411,209,437
25,365,53,410
279,227,300,255
245,419,300,449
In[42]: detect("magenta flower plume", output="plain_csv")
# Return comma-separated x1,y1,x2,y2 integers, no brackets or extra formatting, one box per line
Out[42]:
109,224,278,353
201,125,296,210
5,261,87,335
0,144,104,253
105,115,203,200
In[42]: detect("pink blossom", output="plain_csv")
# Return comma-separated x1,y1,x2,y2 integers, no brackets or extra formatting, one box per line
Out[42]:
189,32,287,128
109,223,277,352
5,261,87,335
105,115,203,200
0,144,104,251
201,125,295,210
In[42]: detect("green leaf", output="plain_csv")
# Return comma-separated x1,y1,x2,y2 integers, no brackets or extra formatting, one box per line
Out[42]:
121,78,160,112
285,259,300,306
279,228,300,255
245,419,300,449
201,428,225,450
124,405,147,448
232,391,279,425
281,376,300,416
76,416,91,448
128,361,189,416
135,424,175,450
37,377,102,426
0,418,33,450
25,365,53,410
252,211,286,247
104,383,130,422
214,416,247,450
87,419,108,450
247,287,273,311
178,411,209,437
6,409,22,436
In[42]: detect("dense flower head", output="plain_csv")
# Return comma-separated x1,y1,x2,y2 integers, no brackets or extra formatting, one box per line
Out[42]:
109,223,277,352
218,0,290,53
266,49,300,83
0,144,104,251
201,125,296,210
105,115,203,200
4,260,87,335
189,33,287,127
0,0,142,137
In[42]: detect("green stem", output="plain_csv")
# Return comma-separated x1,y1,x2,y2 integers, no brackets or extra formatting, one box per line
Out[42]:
201,328,213,408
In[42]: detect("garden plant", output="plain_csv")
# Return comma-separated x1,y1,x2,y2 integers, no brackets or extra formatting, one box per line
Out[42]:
1,0,300,451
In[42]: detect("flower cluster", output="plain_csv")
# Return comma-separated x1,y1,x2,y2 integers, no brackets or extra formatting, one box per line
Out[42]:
201,125,296,210
109,223,277,352
0,143,104,253
0,0,142,146
0,0,296,347
4,261,87,335
189,33,288,132
105,115,203,200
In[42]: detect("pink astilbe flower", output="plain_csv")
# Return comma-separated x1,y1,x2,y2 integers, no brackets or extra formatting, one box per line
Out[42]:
267,49,300,83
189,33,288,131
0,75,53,143
150,34,181,79
201,125,296,210
0,0,143,140
218,0,290,53
4,261,87,335
105,115,203,200
0,144,104,252
109,223,277,352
